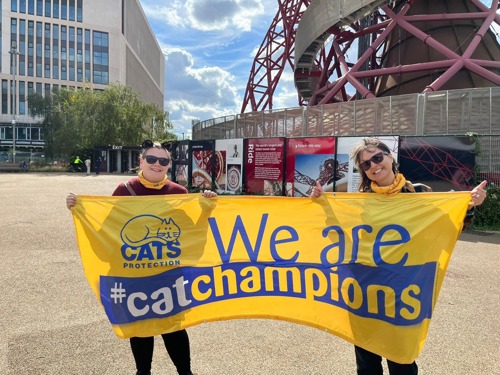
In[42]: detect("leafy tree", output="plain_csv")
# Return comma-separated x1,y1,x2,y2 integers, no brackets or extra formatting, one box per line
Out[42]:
28,83,174,158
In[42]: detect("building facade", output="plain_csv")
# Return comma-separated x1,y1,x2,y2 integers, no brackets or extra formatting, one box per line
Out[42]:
0,0,164,163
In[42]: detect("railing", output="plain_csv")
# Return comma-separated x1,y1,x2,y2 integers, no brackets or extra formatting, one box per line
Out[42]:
192,87,500,184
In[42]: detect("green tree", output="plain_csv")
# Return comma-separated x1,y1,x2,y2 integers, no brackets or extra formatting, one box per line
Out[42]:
28,83,173,158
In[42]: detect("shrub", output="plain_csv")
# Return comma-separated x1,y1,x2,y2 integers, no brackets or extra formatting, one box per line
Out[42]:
471,185,500,231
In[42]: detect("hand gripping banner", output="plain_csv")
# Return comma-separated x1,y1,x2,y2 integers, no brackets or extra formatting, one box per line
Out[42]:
71,192,470,363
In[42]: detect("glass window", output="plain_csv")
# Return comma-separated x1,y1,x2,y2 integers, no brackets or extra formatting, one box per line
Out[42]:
11,18,18,36
18,127,27,141
31,128,40,141
77,0,82,22
2,80,8,114
69,0,75,21
12,0,18,12
37,0,43,16
53,0,59,18
19,81,26,115
45,0,51,17
27,82,34,116
20,0,27,13
28,0,35,15
61,0,67,20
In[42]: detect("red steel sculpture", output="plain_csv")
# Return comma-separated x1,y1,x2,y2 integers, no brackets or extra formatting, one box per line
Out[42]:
242,0,500,112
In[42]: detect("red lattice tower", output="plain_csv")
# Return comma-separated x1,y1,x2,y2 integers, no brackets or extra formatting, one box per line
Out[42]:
242,0,500,111
241,0,310,113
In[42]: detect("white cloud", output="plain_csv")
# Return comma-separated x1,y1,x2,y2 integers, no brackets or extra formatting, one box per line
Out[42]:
162,48,242,134
142,0,265,32
272,70,301,110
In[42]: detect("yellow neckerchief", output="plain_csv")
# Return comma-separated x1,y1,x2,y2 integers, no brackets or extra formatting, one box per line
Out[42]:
370,173,408,195
138,170,167,190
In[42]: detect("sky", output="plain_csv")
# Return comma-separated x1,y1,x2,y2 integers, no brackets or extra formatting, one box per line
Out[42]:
138,0,298,139
138,0,499,139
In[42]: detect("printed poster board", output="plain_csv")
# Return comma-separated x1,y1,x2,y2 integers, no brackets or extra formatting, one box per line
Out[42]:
171,140,190,188
244,138,285,195
191,140,215,190
399,136,476,192
285,137,336,197
215,139,244,194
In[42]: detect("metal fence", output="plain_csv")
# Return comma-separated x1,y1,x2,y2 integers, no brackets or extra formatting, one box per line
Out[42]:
192,87,500,184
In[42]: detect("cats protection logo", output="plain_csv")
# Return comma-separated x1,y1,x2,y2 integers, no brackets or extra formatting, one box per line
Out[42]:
120,214,182,269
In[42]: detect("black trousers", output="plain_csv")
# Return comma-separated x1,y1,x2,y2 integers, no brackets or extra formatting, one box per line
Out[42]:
130,329,192,375
355,346,418,375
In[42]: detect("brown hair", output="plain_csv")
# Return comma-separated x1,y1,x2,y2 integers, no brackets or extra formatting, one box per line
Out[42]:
350,138,398,192
140,140,171,158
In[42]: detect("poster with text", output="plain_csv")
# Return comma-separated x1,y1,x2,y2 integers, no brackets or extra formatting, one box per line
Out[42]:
336,136,399,192
215,139,244,194
399,136,475,192
244,138,285,195
285,137,336,197
191,140,215,190
171,141,190,188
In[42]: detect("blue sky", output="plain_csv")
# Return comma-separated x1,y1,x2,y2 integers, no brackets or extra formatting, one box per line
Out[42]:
139,0,298,139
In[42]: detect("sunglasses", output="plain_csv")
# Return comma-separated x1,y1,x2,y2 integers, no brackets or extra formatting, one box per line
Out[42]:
359,151,389,172
142,139,172,151
144,155,170,166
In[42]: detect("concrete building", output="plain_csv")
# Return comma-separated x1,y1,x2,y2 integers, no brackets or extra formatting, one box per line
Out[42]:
0,0,164,164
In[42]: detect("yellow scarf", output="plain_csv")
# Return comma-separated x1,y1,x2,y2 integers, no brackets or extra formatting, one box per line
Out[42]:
138,170,167,190
370,173,407,195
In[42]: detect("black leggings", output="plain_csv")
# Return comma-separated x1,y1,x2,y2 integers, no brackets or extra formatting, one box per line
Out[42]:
355,346,418,375
130,329,191,375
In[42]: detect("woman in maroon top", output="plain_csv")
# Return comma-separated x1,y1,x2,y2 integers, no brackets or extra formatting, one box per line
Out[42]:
67,140,217,375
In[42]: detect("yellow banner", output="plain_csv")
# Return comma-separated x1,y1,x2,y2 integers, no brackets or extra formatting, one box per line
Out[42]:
71,192,470,363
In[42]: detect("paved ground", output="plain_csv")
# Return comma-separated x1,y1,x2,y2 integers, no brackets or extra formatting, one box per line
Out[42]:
0,173,499,375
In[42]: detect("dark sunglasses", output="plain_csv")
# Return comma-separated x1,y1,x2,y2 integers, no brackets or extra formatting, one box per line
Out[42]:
144,155,170,166
142,139,172,151
359,151,389,172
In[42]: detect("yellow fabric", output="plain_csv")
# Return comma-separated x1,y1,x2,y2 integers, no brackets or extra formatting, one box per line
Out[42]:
138,170,167,190
370,172,407,195
71,192,470,364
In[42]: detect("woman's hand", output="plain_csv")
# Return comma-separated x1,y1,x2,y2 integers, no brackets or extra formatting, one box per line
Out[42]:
66,193,77,210
201,189,217,198
311,181,324,198
468,180,487,209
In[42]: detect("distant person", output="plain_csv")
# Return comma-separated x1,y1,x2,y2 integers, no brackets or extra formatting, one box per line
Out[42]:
85,158,91,175
95,157,102,175
66,140,217,375
73,156,84,172
311,137,487,375
21,160,28,172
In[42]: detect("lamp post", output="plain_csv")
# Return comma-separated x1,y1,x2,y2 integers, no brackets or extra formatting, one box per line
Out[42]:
9,43,19,164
